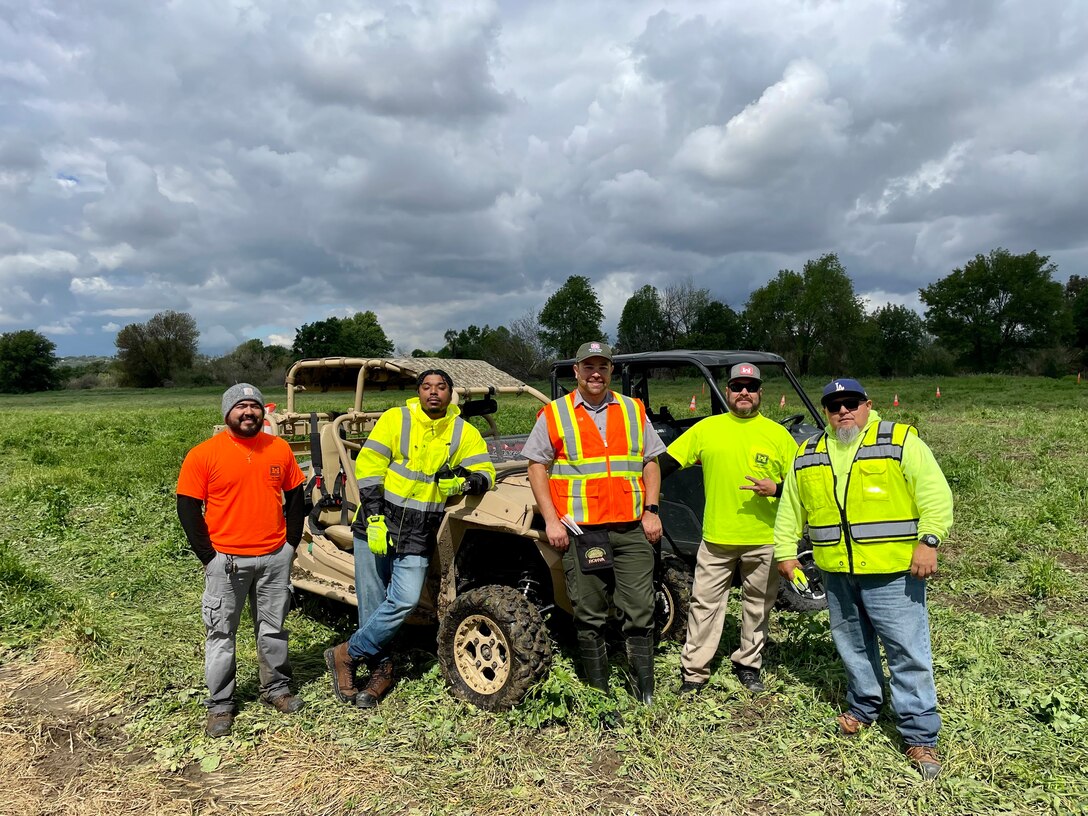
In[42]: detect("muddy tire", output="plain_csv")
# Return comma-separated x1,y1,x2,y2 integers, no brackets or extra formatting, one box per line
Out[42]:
655,563,693,643
437,585,552,710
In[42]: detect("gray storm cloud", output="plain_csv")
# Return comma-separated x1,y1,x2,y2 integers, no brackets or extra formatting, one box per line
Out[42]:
0,0,1083,353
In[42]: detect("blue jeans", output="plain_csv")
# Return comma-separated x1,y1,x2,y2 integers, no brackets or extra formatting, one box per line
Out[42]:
347,535,429,661
823,570,941,747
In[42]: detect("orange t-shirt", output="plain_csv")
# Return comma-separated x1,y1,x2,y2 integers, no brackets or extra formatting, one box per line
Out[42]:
176,431,305,556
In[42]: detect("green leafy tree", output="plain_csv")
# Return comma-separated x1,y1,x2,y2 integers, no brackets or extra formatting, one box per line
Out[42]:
340,311,394,357
870,304,927,377
0,329,59,393
743,254,863,375
920,249,1068,371
441,325,491,359
617,285,667,353
115,310,199,387
437,317,549,380
539,275,605,358
209,339,293,386
292,311,393,359
688,299,742,349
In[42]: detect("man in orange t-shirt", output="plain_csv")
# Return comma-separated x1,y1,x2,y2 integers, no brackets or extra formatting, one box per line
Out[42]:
176,383,306,738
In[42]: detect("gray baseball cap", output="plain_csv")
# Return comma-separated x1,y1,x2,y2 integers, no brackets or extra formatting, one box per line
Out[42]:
222,383,265,419
727,363,761,384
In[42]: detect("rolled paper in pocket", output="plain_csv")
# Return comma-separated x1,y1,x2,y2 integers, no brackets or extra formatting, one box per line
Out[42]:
573,529,613,573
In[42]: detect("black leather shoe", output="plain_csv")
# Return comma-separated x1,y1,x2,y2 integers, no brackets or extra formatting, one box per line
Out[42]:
679,680,706,694
734,665,765,693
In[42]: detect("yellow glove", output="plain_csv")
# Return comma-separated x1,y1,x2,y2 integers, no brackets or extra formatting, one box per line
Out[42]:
438,474,466,496
791,567,810,592
366,515,389,556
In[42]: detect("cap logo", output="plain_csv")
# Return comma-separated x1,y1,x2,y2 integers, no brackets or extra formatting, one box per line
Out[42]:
834,382,845,392
589,343,601,352
740,365,754,376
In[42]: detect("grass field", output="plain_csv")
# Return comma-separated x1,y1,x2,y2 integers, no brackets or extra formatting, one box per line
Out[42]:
1,375,1087,815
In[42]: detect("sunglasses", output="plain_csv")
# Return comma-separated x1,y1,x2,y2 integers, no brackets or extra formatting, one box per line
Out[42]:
728,381,760,393
825,398,862,413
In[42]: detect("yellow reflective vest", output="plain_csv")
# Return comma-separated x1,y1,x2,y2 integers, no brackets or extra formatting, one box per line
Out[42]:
794,420,921,574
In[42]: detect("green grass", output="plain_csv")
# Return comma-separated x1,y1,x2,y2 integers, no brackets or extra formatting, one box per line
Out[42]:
2,377,1088,814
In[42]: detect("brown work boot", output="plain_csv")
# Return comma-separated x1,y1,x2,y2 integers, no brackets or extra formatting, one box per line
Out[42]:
357,658,395,709
261,692,304,714
324,642,358,703
906,745,942,779
836,712,873,736
205,710,234,738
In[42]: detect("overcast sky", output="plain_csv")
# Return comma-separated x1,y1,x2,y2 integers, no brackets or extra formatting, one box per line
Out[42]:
2,0,1085,357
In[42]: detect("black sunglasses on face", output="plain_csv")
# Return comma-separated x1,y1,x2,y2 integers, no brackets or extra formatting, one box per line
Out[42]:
826,398,862,412
728,381,759,393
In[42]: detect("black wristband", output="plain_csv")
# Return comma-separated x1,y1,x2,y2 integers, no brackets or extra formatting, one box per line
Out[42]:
773,482,783,498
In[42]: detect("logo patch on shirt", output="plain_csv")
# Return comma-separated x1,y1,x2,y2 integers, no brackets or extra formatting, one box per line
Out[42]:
755,453,769,465
270,465,282,478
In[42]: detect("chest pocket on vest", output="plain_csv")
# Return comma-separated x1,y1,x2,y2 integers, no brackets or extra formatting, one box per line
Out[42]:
799,470,832,511
857,459,891,501
554,478,600,501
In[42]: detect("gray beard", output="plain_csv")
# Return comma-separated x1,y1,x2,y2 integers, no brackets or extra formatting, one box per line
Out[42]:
835,425,861,445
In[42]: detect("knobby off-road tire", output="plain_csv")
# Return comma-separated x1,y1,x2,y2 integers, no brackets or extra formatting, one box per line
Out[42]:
774,549,828,613
437,585,552,711
655,563,693,643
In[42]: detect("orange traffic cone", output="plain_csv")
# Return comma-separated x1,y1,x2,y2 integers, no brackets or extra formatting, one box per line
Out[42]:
779,394,786,408
893,394,899,407
936,386,941,398
689,395,696,412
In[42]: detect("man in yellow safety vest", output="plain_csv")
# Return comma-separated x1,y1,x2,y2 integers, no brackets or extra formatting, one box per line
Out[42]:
774,377,953,779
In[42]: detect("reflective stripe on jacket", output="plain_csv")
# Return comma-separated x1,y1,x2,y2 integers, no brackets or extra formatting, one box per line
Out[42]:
794,420,920,574
544,391,647,525
354,397,496,553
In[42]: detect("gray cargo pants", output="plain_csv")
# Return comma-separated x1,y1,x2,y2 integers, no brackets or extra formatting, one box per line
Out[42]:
202,543,294,713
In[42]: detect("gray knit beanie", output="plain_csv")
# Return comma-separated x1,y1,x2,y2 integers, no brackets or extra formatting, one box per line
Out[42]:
222,383,265,419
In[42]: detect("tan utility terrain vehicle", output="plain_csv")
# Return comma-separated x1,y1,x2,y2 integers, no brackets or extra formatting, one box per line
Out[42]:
260,357,692,711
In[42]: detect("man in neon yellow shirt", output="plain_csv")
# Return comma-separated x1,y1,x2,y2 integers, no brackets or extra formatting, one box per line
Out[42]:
660,363,797,694
774,377,953,779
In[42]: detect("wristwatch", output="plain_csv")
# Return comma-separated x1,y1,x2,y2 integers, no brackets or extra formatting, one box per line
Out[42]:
919,534,940,548
644,504,660,514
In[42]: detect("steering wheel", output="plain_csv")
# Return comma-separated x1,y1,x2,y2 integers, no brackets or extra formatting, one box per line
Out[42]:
780,413,805,430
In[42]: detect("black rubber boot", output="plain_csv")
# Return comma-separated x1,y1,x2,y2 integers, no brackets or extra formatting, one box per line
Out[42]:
576,630,611,692
626,635,655,706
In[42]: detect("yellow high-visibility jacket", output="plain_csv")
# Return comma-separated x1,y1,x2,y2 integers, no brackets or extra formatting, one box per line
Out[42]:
356,397,496,555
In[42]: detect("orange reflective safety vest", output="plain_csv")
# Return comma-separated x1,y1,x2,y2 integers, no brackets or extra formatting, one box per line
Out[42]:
543,391,648,525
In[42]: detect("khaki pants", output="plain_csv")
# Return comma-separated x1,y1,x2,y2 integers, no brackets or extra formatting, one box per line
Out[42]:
681,541,779,682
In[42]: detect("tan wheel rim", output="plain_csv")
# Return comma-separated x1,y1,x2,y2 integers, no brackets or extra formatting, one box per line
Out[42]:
453,614,512,695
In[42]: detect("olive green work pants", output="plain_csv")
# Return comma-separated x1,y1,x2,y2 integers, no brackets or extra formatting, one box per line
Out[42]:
562,523,655,638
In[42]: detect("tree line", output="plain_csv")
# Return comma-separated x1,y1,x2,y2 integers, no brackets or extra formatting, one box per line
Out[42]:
1,247,1084,393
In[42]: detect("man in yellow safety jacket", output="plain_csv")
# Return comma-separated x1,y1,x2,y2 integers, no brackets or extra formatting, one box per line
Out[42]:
774,377,953,779
524,341,666,708
325,369,496,709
